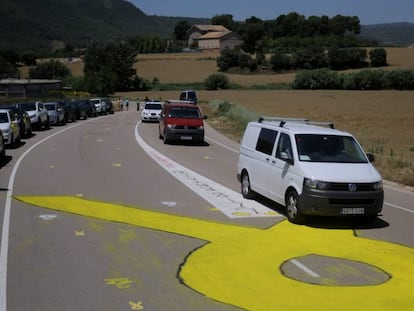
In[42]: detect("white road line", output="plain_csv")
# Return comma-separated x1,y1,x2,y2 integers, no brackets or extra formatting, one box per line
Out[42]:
205,135,239,153
384,202,414,213
135,122,281,219
291,259,320,278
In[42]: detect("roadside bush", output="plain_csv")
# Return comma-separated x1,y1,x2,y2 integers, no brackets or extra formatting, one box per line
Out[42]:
293,68,343,89
132,75,152,91
208,99,259,132
204,73,230,90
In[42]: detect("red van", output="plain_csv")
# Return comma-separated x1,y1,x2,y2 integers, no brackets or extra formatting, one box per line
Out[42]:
158,101,207,144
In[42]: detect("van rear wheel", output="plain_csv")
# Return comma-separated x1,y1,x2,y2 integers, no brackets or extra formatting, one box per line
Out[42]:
286,190,306,224
241,172,255,199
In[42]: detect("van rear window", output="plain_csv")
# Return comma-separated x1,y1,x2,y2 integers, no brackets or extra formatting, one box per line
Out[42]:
295,134,368,163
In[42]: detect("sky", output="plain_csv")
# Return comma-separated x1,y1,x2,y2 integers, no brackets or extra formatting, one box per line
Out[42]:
129,0,414,25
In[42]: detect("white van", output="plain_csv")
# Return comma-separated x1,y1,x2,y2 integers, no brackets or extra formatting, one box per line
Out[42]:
237,117,384,224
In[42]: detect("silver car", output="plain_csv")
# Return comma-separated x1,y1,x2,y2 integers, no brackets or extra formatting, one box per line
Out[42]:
0,109,21,146
44,102,65,125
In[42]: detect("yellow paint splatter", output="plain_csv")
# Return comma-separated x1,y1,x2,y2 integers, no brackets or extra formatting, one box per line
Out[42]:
105,278,132,289
75,230,85,236
129,301,144,310
15,196,414,311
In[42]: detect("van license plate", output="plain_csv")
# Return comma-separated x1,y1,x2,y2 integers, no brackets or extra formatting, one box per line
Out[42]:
341,208,364,215
181,136,192,140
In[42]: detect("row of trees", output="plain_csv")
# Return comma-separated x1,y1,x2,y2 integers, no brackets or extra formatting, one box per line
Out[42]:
217,47,387,72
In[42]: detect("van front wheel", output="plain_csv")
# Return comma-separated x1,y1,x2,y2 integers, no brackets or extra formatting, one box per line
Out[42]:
286,190,306,224
241,172,255,199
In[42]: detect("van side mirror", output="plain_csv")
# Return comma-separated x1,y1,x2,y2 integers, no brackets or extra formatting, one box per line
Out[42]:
367,153,375,163
280,151,294,165
203,115,208,120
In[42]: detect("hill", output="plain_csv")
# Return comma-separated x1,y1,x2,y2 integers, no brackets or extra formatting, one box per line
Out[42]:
360,22,414,46
0,0,208,53
0,0,412,53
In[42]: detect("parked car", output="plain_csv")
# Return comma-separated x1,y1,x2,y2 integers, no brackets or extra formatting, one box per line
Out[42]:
103,98,114,114
237,117,384,224
44,102,65,125
78,99,97,117
72,100,88,120
140,101,163,122
0,109,21,146
179,90,198,104
159,100,207,144
90,98,106,115
0,131,5,158
2,104,32,137
59,100,76,123
16,102,49,130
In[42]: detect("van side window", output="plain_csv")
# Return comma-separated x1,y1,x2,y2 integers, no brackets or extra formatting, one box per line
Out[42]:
256,128,278,155
276,133,293,159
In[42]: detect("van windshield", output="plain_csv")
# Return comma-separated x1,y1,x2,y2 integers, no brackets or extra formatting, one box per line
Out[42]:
169,107,201,119
295,134,368,163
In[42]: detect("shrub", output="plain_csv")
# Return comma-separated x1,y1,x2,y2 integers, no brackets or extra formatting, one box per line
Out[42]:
208,100,259,132
343,69,387,90
293,46,328,70
204,74,230,90
385,69,414,90
270,52,294,71
328,47,368,70
216,48,255,72
369,48,387,67
293,68,343,89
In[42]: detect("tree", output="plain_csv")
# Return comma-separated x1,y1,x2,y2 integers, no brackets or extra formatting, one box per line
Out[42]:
174,20,191,41
29,59,71,79
211,14,238,31
83,40,138,95
239,16,265,54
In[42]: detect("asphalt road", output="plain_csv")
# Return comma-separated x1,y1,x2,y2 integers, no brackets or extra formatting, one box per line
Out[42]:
0,106,413,311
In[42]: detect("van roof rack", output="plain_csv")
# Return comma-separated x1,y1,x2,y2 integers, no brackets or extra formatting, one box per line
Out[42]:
258,116,335,129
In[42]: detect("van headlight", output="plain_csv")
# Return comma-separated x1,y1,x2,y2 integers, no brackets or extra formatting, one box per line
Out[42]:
373,181,383,190
304,178,330,190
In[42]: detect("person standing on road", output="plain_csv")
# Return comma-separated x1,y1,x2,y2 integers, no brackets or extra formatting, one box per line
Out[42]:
125,99,129,110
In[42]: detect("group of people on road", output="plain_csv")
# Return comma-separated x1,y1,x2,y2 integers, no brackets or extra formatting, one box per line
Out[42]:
119,98,129,111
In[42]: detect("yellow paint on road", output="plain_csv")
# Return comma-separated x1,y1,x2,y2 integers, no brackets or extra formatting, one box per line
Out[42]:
15,196,414,311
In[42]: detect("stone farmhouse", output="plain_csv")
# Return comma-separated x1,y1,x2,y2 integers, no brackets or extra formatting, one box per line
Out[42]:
187,25,242,52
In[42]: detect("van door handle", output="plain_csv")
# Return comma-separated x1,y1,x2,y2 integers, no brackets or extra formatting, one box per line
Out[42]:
272,160,276,164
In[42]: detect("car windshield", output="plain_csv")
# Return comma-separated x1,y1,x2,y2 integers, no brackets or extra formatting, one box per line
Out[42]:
19,103,37,111
295,134,368,163
145,103,162,110
0,112,8,123
169,107,201,118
